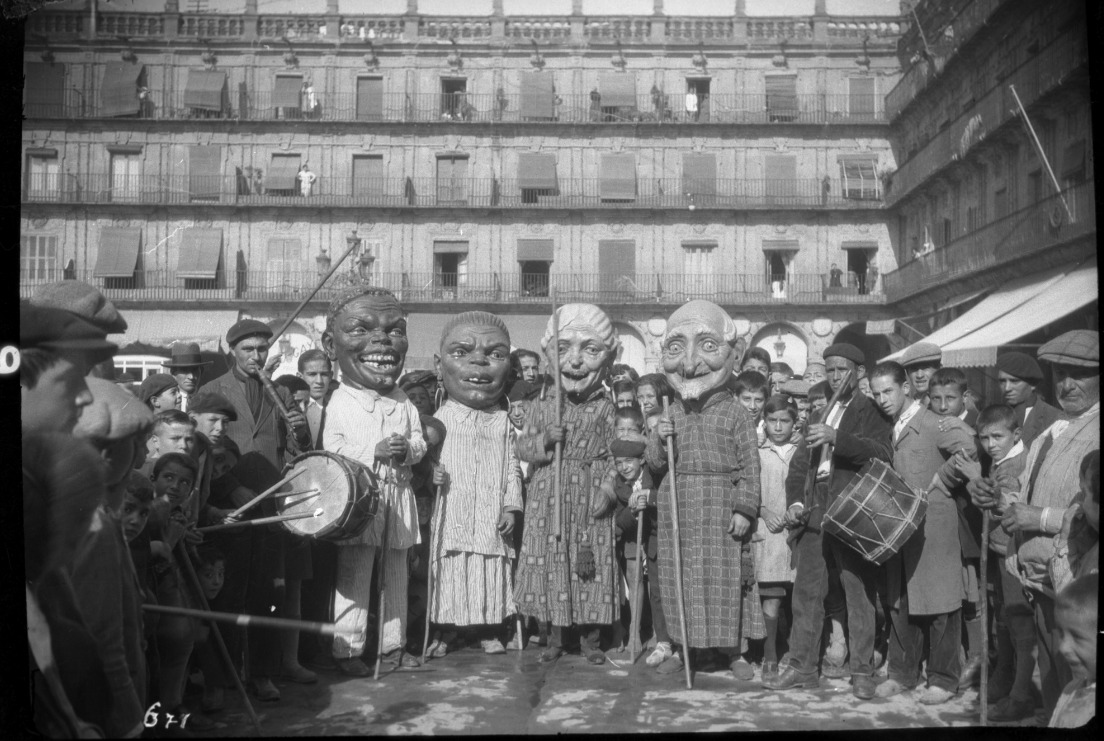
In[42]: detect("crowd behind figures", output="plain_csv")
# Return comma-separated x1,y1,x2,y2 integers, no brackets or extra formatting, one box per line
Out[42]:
21,278,1098,736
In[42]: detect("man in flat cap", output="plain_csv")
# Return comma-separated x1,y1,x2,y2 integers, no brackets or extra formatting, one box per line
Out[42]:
163,343,213,413
969,329,1099,722
995,351,1067,447
766,342,892,700
201,318,311,701
899,342,942,408
29,281,127,380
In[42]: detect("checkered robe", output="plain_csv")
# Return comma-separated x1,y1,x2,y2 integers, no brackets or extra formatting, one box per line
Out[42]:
513,389,618,627
645,388,761,648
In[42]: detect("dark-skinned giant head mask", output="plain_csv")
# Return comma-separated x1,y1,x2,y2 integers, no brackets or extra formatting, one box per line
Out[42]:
322,287,408,393
541,303,619,401
435,311,513,410
661,300,738,401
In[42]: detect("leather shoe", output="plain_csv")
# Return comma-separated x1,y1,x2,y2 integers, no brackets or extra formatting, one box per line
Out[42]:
988,695,1035,722
917,685,955,705
958,655,983,687
381,649,421,668
821,660,849,679
761,661,779,683
852,675,877,700
874,678,913,698
282,664,319,684
248,677,280,702
763,665,819,691
335,657,371,677
539,647,565,663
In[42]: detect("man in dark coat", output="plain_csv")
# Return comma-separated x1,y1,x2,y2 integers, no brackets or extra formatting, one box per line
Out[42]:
996,351,1067,447
764,342,892,700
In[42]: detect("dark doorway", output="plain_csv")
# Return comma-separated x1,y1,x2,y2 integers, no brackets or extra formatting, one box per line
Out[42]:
845,249,869,294
686,78,710,122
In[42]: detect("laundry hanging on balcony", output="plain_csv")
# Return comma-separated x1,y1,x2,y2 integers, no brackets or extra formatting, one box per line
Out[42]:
100,62,145,117
93,227,141,278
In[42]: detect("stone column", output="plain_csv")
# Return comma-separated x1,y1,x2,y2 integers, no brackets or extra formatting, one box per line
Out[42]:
492,0,505,38
813,0,828,44
650,0,665,41
325,0,339,40
733,0,747,44
243,0,257,41
571,0,584,42
164,0,179,38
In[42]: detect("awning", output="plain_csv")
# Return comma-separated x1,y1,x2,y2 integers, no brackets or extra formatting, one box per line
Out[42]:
600,153,636,200
866,319,898,335
941,257,1098,367
189,145,221,200
107,309,240,353
356,76,383,121
882,261,1086,363
517,153,557,190
683,153,717,197
24,62,66,115
766,75,797,113
517,239,554,261
268,154,301,191
433,241,469,254
94,227,141,278
183,69,227,112
101,62,144,117
599,74,636,108
762,239,800,251
273,74,303,108
682,241,718,251
520,71,554,119
177,228,223,279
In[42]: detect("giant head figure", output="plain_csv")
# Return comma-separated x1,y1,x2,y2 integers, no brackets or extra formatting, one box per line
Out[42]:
322,286,408,393
541,303,619,402
435,311,513,410
661,300,738,401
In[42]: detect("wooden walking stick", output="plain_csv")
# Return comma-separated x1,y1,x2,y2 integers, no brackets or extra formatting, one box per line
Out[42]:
629,511,646,662
375,460,396,680
662,396,693,690
142,604,354,636
174,542,263,735
980,510,990,726
550,286,564,542
422,482,443,663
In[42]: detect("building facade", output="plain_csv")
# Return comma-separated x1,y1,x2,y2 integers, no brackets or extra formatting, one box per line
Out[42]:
22,0,1089,378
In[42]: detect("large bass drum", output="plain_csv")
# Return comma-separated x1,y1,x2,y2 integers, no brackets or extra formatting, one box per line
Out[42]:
823,458,927,565
278,451,380,541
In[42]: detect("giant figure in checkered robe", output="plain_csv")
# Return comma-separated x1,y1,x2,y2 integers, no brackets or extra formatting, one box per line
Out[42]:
645,300,761,648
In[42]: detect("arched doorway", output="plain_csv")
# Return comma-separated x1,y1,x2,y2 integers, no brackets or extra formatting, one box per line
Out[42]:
615,323,647,374
832,323,892,369
751,323,809,376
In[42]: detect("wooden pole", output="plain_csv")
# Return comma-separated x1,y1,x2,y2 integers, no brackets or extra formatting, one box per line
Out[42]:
980,510,990,726
174,543,263,735
142,604,353,636
269,236,361,346
229,468,307,519
662,396,693,690
629,511,645,662
422,484,442,663
550,287,563,542
375,462,395,680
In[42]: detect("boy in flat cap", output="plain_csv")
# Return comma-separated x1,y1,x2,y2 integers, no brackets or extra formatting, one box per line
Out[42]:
899,342,942,408
139,373,180,412
996,351,1067,446
321,287,426,674
970,329,1100,721
163,343,213,413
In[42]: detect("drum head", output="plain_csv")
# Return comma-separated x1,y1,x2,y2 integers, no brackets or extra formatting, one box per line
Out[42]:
278,452,354,537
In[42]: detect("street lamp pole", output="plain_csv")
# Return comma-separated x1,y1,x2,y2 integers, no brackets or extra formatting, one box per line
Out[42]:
270,232,361,345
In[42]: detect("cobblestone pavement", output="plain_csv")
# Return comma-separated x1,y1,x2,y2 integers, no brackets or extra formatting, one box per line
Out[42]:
191,646,1043,736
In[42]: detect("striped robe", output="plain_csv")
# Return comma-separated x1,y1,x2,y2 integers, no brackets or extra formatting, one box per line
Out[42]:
429,401,523,625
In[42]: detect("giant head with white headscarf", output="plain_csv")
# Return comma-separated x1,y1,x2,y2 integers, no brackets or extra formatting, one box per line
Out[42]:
541,303,620,400
661,300,738,401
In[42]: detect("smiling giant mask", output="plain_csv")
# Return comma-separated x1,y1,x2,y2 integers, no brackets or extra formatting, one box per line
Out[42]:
661,300,738,401
541,303,619,401
322,287,408,393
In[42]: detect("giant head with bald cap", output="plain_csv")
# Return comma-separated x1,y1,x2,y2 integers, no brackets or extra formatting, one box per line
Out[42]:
661,300,739,401
322,286,408,393
541,303,620,401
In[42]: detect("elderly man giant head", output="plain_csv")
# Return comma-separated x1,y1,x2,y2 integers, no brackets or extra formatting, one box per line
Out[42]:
661,300,738,401
1039,329,1099,417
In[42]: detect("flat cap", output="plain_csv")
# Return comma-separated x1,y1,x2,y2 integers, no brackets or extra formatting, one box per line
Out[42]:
610,438,647,457
73,377,155,442
226,319,273,347
30,280,127,334
995,352,1045,384
507,379,537,403
823,343,865,366
138,373,178,405
780,379,811,398
188,391,239,421
1038,330,1099,368
899,342,942,368
400,370,437,392
20,303,118,364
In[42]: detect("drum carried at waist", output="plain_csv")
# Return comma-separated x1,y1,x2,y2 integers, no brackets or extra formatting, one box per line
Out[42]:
823,458,927,565
278,451,380,541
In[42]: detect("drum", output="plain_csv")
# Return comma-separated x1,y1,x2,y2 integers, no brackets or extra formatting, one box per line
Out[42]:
823,458,927,565
277,451,380,541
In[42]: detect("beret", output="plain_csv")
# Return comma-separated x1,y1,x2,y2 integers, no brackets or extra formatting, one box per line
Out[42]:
73,377,155,442
400,370,437,392
440,311,511,346
188,391,239,421
995,352,1045,383
610,438,647,457
823,343,865,366
780,379,811,397
1038,330,1099,368
226,319,273,347
507,379,537,403
30,280,128,334
20,303,118,364
899,342,942,368
138,373,178,405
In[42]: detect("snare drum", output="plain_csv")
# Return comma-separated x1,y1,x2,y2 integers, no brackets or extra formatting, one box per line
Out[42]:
823,458,927,565
277,451,380,541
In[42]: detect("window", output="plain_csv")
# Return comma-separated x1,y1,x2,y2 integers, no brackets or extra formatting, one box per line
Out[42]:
356,76,383,121
20,235,58,281
762,241,798,298
843,244,872,293
994,187,1009,219
433,241,469,293
598,74,637,122
352,155,385,199
764,154,797,201
273,73,304,119
440,78,468,121
25,150,59,200
839,157,880,200
95,227,142,289
517,153,557,203
686,78,710,122
520,72,555,121
848,77,875,120
682,241,717,296
100,62,145,117
682,153,717,202
597,240,636,298
183,69,228,118
436,155,469,205
24,62,66,118
517,239,553,297
266,237,304,290
178,228,223,290
600,153,636,202
110,150,141,203
765,75,797,122
268,153,302,196
189,145,221,202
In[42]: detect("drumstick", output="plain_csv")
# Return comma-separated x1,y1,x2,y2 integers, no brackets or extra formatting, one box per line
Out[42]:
142,604,358,636
198,508,322,534
272,488,319,499
229,468,307,519
278,492,323,510
980,510,990,726
662,395,693,690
